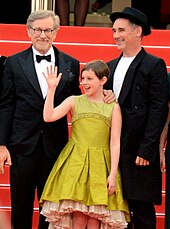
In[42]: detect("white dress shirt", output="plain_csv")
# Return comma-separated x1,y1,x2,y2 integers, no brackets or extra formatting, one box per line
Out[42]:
113,56,135,99
33,46,55,98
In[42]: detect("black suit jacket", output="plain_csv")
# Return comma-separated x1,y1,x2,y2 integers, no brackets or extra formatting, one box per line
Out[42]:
105,48,169,204
0,46,81,159
0,55,7,90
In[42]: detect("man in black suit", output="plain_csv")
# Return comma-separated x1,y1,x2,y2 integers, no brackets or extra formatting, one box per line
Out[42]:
105,7,169,229
0,10,113,229
0,10,81,229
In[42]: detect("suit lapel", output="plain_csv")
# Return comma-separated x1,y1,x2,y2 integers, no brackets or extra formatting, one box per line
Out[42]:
19,46,76,98
19,49,42,97
119,48,147,104
54,48,73,96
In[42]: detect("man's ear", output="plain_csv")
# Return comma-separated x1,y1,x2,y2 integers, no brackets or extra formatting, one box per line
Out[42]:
136,26,142,37
27,27,31,38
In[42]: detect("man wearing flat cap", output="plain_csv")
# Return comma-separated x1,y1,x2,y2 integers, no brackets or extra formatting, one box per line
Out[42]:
105,7,169,229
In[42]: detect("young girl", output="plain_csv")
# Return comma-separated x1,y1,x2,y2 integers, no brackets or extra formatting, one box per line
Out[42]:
39,60,130,229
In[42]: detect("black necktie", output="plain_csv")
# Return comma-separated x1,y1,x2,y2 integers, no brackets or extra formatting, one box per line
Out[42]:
36,54,51,63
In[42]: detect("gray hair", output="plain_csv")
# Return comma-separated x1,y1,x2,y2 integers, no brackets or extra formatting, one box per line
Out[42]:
26,10,60,30
129,21,144,38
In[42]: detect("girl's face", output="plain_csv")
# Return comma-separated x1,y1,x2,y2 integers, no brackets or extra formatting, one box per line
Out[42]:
81,69,106,96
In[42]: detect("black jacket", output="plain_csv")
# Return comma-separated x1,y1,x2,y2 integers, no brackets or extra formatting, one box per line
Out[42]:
0,46,81,159
105,48,169,204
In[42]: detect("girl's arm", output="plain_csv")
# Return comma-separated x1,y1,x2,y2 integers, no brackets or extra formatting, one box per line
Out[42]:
43,66,75,122
107,102,122,195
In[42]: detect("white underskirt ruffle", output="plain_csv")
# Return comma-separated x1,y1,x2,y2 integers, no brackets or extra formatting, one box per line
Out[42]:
41,200,128,229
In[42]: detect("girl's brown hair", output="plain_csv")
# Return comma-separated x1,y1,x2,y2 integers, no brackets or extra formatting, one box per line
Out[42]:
81,60,110,80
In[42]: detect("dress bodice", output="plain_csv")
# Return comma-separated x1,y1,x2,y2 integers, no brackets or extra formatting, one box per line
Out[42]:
70,95,115,148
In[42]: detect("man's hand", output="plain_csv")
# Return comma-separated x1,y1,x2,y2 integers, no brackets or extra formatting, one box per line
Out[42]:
135,156,150,166
0,146,11,174
103,89,116,104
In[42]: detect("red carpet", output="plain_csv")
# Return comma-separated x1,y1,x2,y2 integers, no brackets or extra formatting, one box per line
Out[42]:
0,24,170,229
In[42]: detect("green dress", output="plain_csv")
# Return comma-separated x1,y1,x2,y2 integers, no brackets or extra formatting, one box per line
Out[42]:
40,95,130,228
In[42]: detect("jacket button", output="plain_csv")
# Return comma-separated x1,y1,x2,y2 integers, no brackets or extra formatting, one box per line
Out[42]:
136,86,140,90
41,130,43,133
134,105,138,110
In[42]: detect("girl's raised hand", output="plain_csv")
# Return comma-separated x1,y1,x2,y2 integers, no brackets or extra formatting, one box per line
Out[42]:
43,65,62,89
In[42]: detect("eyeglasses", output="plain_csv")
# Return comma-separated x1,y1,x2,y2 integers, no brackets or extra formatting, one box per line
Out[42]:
30,27,55,36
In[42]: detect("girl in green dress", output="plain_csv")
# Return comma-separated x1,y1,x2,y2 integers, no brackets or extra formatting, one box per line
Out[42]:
40,60,130,229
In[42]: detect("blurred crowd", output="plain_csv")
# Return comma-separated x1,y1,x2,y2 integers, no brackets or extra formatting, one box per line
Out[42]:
0,0,170,29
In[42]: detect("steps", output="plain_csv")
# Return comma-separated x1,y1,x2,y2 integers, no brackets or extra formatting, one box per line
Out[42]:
0,24,169,229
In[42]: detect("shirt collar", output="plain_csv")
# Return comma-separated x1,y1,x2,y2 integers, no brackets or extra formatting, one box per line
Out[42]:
32,46,55,63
